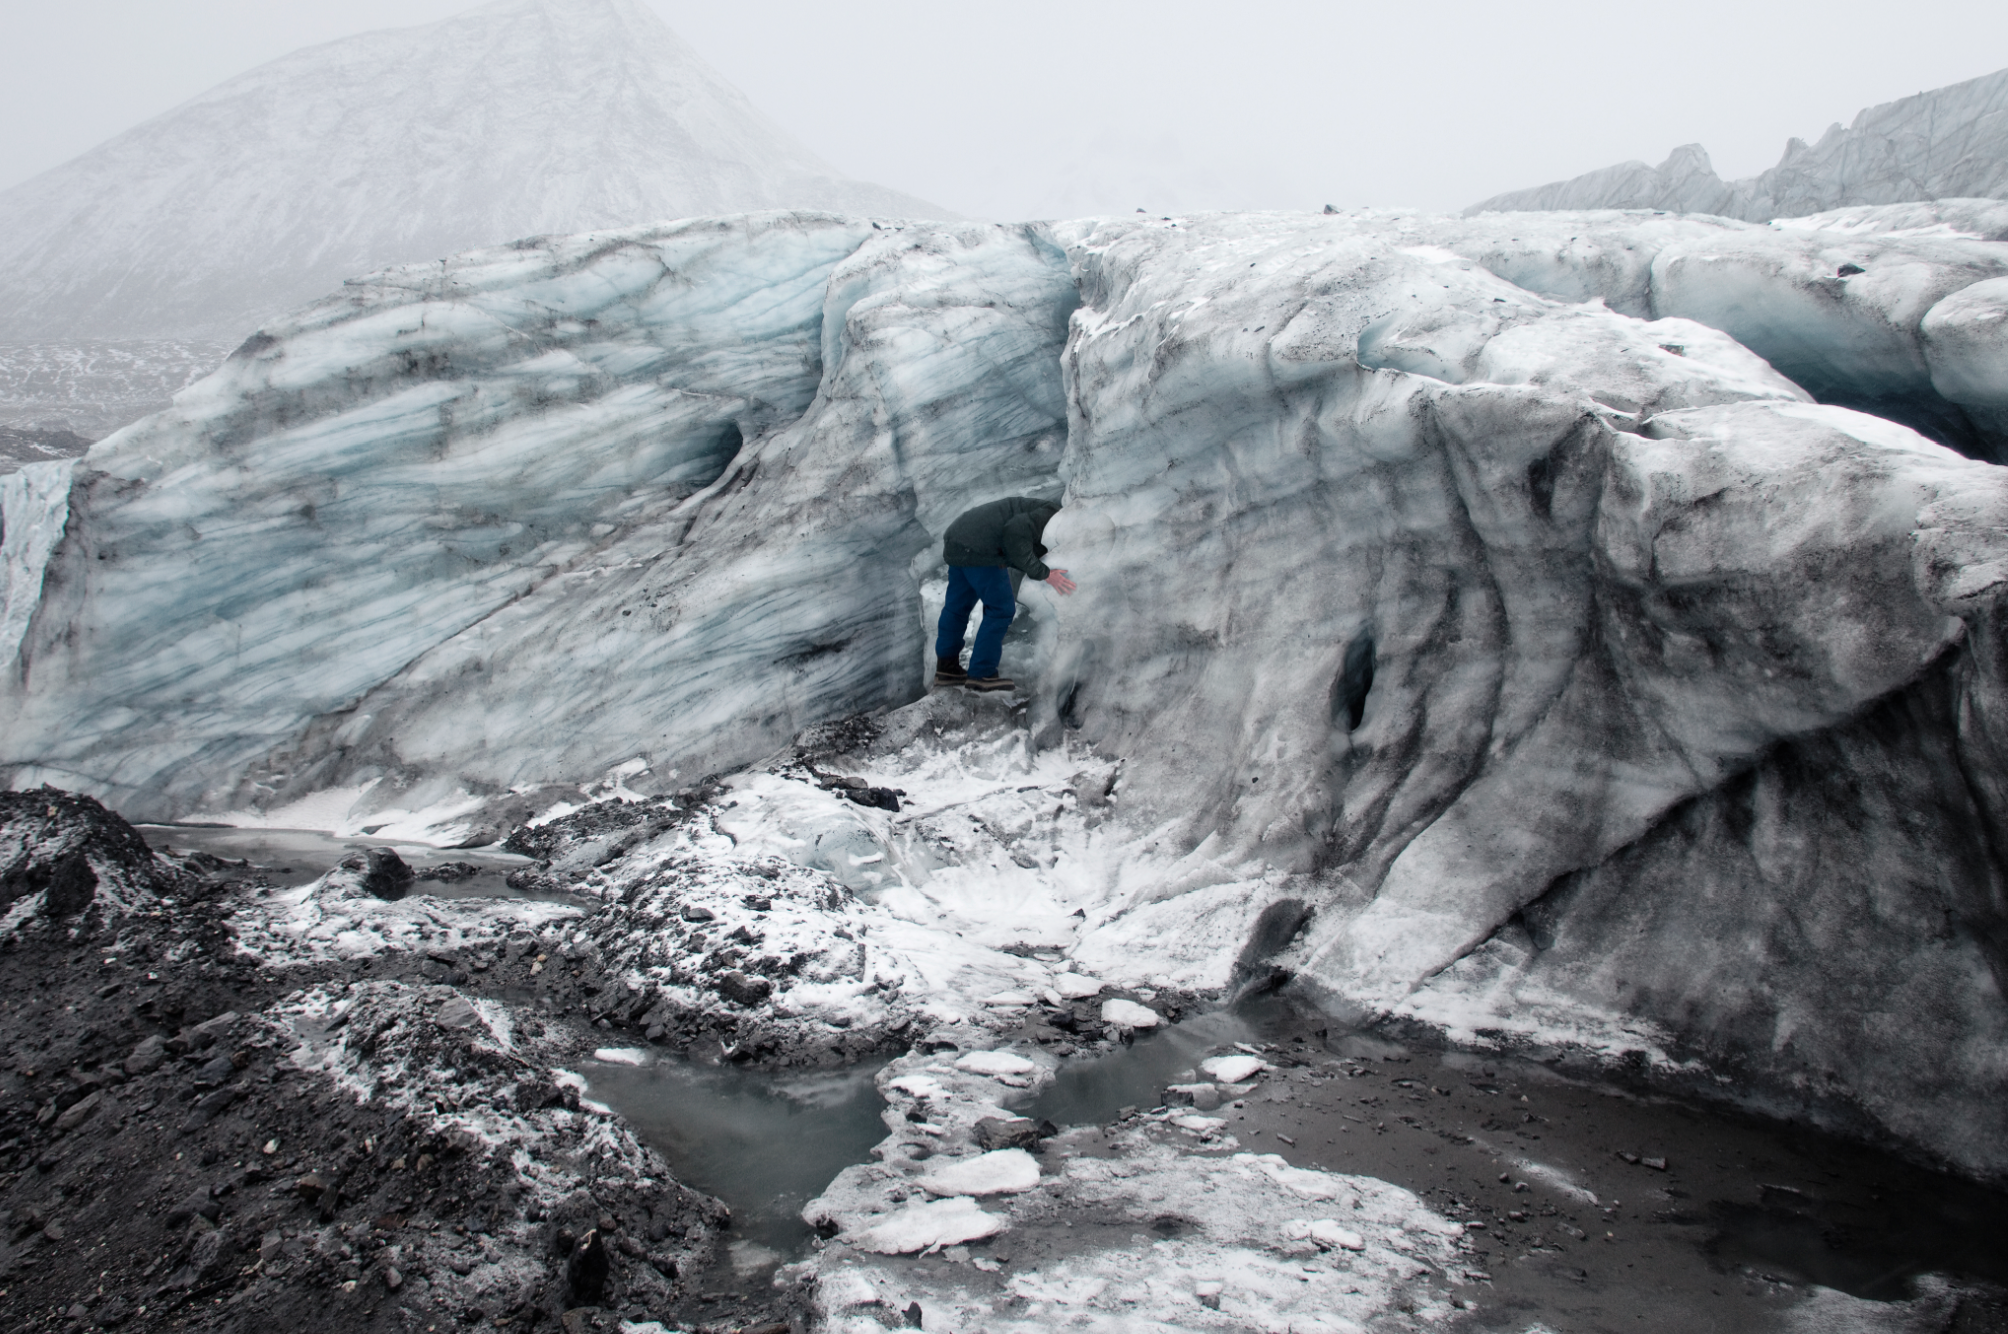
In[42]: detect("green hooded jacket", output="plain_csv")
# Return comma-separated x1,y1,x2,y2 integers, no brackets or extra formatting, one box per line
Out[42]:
942,496,1061,580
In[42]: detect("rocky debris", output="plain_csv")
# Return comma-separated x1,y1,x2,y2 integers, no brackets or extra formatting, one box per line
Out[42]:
972,1116,1054,1152
714,970,772,1006
414,861,483,883
500,787,716,873
493,805,922,1067
0,788,777,1334
0,787,172,925
801,763,905,813
565,1226,609,1305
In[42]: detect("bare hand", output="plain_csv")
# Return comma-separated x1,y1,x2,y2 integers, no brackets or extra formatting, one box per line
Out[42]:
1045,568,1077,595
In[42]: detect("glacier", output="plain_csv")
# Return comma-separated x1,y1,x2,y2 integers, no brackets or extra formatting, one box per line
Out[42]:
1470,64,2008,220
6,201,2008,1186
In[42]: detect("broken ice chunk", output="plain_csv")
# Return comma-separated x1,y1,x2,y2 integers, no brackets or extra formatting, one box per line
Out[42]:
1052,972,1105,999
916,1148,1040,1197
1242,1153,1353,1200
952,1050,1038,1078
885,1073,946,1099
981,989,1039,1007
1100,998,1160,1029
591,1047,647,1066
1170,1113,1226,1133
1199,1054,1266,1083
851,1196,1007,1254
1283,1219,1368,1251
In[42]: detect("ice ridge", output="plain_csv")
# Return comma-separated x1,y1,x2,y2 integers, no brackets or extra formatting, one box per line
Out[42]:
1469,66,2008,221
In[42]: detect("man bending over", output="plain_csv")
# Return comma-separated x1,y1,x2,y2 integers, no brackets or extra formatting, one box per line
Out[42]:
934,496,1076,692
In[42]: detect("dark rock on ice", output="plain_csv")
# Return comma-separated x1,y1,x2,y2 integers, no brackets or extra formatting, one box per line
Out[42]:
343,846,414,900
973,1116,1054,1151
0,788,169,920
566,1227,610,1306
714,970,772,1006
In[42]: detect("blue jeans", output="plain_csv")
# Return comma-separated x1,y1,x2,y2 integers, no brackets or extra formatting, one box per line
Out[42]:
936,565,1016,678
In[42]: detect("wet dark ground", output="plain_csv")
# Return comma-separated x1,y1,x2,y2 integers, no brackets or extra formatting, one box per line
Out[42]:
1026,995,2008,1333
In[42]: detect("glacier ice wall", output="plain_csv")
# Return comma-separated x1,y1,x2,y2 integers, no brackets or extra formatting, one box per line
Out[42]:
2,211,1073,816
6,205,2008,1171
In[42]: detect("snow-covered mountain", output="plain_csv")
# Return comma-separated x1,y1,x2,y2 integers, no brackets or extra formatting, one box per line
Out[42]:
6,202,2008,1175
0,0,946,343
1470,66,2008,219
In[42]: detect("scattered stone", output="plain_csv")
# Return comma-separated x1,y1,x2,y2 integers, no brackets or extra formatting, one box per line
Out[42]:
972,1116,1049,1151
192,1053,235,1087
54,1089,103,1133
715,970,772,1006
124,1035,167,1076
357,847,415,901
1642,1156,1668,1171
415,861,483,882
567,1227,609,1305
164,1193,221,1227
680,904,717,923
39,851,99,916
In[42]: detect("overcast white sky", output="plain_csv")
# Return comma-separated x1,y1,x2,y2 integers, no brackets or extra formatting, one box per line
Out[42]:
3,0,2006,217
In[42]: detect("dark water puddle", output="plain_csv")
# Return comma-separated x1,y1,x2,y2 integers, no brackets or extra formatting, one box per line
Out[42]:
580,1054,891,1274
1029,990,1295,1126
1024,995,2008,1329
135,823,579,903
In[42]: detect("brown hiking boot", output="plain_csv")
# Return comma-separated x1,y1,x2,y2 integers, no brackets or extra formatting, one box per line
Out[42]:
934,656,968,686
965,675,1015,693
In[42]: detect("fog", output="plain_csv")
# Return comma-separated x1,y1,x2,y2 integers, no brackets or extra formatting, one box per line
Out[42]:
2,0,2005,218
